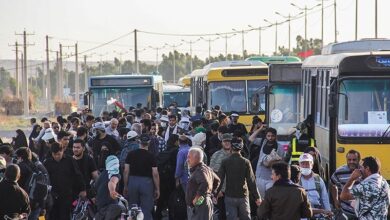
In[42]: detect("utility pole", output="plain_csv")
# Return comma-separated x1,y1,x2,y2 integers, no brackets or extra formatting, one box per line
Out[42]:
165,43,182,83
59,44,63,101
45,35,51,110
134,29,139,73
321,0,324,47
9,42,20,97
334,0,337,42
84,55,88,91
182,39,200,73
16,30,34,117
264,19,279,55
291,3,321,52
375,0,378,38
149,46,164,73
217,33,236,60
41,62,45,100
75,43,79,106
200,37,219,64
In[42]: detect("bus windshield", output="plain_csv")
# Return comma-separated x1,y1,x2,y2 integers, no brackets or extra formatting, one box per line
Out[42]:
90,87,152,116
163,92,190,108
269,84,300,136
338,79,390,138
208,80,266,113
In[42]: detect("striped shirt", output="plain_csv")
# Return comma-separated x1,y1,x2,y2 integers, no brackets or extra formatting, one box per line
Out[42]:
331,165,359,216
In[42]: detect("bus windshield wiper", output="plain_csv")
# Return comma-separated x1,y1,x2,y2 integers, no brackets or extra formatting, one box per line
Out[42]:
380,124,390,143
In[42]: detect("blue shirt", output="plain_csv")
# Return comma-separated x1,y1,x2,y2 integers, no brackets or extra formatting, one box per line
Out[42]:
175,144,190,185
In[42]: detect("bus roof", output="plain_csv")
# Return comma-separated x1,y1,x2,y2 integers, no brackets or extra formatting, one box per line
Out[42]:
163,84,190,92
302,51,390,75
190,68,207,78
204,60,266,69
178,74,191,86
246,56,302,64
89,74,156,88
322,39,390,55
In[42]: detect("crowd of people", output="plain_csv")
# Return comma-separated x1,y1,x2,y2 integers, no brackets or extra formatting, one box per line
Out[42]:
0,103,389,220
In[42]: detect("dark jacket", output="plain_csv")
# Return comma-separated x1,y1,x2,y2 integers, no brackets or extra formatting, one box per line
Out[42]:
257,179,312,220
44,155,86,198
0,179,30,219
186,162,220,206
217,153,260,200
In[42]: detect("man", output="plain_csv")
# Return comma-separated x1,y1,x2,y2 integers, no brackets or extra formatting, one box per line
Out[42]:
206,125,227,160
287,122,316,165
340,156,390,219
94,155,123,220
299,153,332,217
14,147,37,219
90,122,121,170
175,135,191,191
186,147,220,220
84,115,95,137
228,112,247,136
209,133,232,220
330,149,360,219
252,128,285,198
164,115,178,142
105,118,119,138
123,134,160,220
217,137,260,220
44,142,86,220
0,144,15,165
0,164,30,219
119,130,139,167
248,117,266,173
29,118,40,150
69,117,81,132
57,130,71,156
257,162,312,220
73,139,99,196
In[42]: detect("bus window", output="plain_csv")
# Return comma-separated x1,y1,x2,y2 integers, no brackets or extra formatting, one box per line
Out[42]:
269,85,300,136
209,81,246,113
338,79,390,138
248,80,267,112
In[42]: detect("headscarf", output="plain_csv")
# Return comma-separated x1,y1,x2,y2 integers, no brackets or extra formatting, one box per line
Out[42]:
105,155,119,179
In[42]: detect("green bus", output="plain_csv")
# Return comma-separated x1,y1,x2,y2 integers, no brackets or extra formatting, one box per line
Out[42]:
246,56,301,65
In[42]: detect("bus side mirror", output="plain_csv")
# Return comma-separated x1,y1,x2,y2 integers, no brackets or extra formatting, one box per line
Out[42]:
83,92,89,106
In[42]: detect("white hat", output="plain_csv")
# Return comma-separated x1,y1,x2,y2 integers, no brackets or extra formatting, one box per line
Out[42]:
93,122,106,131
231,113,239,117
299,153,313,163
160,115,169,122
41,128,57,141
126,130,138,140
192,132,206,146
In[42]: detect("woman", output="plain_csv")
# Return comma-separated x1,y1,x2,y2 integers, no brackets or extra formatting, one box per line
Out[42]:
12,129,28,149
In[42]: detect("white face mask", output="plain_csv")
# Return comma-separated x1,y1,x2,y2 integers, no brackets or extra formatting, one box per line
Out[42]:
300,167,312,176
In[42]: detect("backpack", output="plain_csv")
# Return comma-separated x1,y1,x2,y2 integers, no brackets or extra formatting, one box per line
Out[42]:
27,163,50,203
157,150,174,177
119,141,139,167
300,173,323,208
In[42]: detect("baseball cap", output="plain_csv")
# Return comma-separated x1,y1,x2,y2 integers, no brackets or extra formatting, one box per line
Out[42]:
221,133,233,141
126,131,138,140
192,132,206,146
231,137,243,150
140,134,151,143
231,112,239,117
299,153,313,163
92,122,106,131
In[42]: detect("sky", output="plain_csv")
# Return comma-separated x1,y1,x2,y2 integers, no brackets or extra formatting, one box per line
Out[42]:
0,0,389,64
